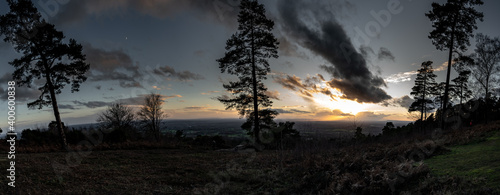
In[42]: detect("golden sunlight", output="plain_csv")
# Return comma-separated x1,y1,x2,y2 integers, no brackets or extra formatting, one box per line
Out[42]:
313,94,366,115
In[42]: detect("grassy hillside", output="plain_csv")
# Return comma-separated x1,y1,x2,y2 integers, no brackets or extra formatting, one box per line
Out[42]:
425,130,500,189
1,121,499,194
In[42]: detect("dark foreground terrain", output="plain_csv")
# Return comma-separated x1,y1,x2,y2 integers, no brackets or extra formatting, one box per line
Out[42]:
1,121,500,194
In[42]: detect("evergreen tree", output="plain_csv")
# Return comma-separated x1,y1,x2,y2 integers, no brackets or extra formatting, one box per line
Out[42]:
0,0,90,149
426,0,483,128
451,70,473,105
217,0,279,144
433,82,448,111
409,61,438,122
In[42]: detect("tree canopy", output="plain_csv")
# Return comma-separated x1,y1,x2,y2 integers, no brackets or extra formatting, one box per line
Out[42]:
0,0,90,149
409,61,438,122
217,0,279,144
426,0,483,128
138,93,167,142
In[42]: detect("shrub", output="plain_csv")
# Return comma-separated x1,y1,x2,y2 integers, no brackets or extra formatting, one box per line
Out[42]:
66,129,86,144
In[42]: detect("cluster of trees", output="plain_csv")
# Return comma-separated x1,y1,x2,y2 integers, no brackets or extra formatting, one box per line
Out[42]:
21,122,87,145
409,0,500,128
0,0,296,150
19,94,167,145
409,33,500,125
97,93,167,142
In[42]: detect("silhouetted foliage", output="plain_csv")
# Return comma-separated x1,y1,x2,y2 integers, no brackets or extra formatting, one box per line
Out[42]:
0,0,90,149
217,0,279,144
409,61,438,122
66,129,86,144
175,130,185,139
426,0,483,128
451,70,473,105
354,127,365,140
96,103,140,143
382,122,396,135
455,34,500,123
456,34,500,101
103,126,142,143
21,129,54,145
21,125,86,145
193,135,227,149
241,109,300,149
97,103,135,130
433,82,448,111
261,121,301,149
138,93,167,142
241,109,279,136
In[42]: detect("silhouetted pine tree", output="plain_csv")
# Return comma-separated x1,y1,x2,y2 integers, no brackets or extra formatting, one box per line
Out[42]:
426,0,483,128
451,70,473,105
217,0,279,144
409,61,438,122
0,0,90,149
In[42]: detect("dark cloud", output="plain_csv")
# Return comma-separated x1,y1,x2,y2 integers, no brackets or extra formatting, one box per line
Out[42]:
274,74,337,101
115,94,182,106
290,109,311,114
201,91,220,95
359,46,375,58
277,36,308,59
153,65,205,82
381,95,413,108
277,0,391,103
73,100,110,108
83,43,142,88
0,73,42,103
58,104,78,110
83,43,138,74
184,106,208,111
272,109,293,114
62,94,181,110
272,108,311,114
50,0,239,28
119,81,142,88
274,75,308,91
314,109,352,118
265,90,281,100
356,111,391,120
378,47,395,61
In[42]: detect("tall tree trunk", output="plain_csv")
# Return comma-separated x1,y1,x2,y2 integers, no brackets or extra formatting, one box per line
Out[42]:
485,78,489,124
423,72,427,121
46,72,68,150
251,20,260,144
460,84,463,105
442,24,455,130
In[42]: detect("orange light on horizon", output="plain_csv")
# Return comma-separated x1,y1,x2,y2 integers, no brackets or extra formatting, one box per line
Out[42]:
313,94,366,116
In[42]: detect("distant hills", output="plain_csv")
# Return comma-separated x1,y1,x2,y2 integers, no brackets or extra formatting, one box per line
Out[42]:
2,119,411,139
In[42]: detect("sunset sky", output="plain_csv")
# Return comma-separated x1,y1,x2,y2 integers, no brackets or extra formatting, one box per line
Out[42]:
1,0,499,130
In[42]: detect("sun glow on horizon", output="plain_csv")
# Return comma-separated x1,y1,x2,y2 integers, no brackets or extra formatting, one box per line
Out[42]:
313,94,366,116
